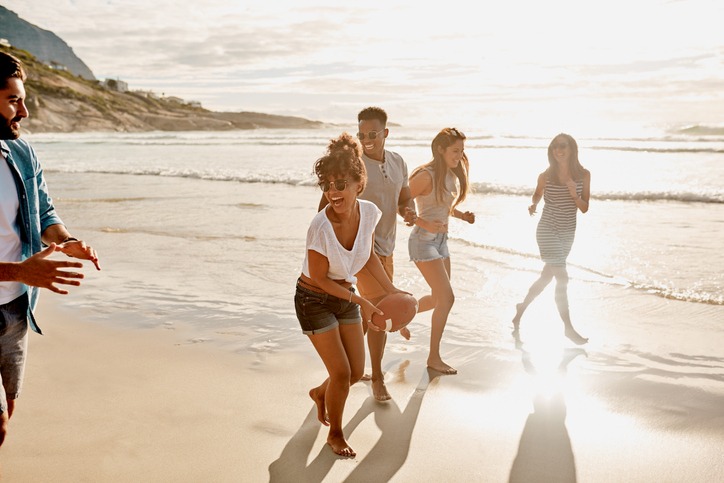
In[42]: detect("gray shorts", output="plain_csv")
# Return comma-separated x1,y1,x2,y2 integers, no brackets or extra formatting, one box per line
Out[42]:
0,293,29,414
408,226,450,262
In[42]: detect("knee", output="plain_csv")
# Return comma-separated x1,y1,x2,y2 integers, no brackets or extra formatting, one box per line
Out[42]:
437,290,455,309
349,367,364,385
329,366,352,386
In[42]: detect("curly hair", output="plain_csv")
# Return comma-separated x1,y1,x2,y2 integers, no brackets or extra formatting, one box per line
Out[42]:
313,132,367,194
0,51,26,89
411,127,470,212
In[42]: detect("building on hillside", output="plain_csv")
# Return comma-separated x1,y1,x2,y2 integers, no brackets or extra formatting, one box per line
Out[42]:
0,38,10,47
133,90,159,99
163,96,184,104
103,78,128,92
48,60,69,72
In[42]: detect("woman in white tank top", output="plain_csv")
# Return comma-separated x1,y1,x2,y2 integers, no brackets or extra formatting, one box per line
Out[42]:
295,132,405,458
408,127,475,375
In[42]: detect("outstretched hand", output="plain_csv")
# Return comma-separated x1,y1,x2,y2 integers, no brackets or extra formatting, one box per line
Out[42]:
59,239,101,270
17,244,85,294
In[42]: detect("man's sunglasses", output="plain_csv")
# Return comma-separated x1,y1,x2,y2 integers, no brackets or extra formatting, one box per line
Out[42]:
319,179,349,192
357,129,385,141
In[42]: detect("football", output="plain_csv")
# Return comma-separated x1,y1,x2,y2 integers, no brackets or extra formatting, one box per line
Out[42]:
370,293,418,332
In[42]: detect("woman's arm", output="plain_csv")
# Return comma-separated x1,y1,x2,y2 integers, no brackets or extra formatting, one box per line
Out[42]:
307,250,359,302
528,172,546,215
452,208,475,224
409,170,448,232
573,169,591,213
408,169,432,199
363,245,397,296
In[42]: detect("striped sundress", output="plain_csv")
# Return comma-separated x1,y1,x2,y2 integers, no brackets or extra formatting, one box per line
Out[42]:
536,179,582,266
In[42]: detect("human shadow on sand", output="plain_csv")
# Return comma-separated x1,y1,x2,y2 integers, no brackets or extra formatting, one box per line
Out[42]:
508,347,586,483
268,362,439,483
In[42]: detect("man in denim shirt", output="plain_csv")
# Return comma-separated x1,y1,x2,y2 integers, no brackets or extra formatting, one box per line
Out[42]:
0,51,100,448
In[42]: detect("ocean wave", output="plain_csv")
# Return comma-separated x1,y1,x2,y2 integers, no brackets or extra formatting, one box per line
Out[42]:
28,132,724,153
45,167,724,204
674,124,724,137
469,182,724,204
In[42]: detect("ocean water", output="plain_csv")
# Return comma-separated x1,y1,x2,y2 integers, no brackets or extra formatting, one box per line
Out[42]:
22,126,724,353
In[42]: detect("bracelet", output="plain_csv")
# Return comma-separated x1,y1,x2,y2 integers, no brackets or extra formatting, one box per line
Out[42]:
348,290,353,303
61,237,79,243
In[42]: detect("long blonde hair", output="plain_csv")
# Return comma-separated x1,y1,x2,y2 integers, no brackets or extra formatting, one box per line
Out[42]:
411,127,470,212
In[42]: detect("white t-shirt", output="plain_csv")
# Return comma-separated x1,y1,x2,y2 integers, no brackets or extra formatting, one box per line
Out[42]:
0,157,24,304
302,199,382,284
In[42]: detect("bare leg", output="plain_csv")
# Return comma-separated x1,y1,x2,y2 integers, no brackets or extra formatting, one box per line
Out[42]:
309,381,329,425
417,294,436,313
0,399,16,448
415,257,457,375
552,266,588,345
512,264,555,330
367,329,391,401
307,322,365,457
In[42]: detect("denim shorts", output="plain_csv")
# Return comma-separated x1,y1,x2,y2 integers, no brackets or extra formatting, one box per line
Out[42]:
294,280,362,335
408,226,450,262
0,292,29,414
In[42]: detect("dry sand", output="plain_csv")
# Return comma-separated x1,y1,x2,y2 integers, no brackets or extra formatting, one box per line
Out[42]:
2,288,723,482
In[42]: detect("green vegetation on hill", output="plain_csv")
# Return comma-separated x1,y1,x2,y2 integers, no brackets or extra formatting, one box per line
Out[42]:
1,45,324,133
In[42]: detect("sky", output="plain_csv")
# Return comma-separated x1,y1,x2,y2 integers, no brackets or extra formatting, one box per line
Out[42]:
2,0,723,136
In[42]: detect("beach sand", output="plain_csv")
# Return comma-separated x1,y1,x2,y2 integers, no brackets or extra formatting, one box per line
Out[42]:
2,282,722,482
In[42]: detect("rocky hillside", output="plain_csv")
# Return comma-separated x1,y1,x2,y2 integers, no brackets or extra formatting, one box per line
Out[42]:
1,45,325,133
0,6,95,80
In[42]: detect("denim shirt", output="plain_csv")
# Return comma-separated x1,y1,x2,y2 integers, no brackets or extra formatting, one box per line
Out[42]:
1,138,64,334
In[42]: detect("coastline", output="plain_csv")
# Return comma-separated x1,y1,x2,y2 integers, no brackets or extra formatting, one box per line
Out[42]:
2,285,722,481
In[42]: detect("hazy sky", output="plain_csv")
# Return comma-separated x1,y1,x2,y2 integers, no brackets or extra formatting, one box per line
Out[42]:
3,0,723,134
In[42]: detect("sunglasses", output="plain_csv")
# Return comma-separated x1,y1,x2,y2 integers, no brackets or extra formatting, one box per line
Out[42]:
357,129,385,141
318,179,349,192
449,127,465,138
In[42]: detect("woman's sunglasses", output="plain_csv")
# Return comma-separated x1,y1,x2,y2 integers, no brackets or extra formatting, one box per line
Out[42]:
319,179,349,192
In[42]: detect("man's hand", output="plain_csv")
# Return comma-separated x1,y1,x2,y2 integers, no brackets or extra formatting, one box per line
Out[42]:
59,239,101,270
17,244,85,294
403,207,417,226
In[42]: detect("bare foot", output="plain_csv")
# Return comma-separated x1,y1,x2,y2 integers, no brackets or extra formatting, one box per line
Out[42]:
427,358,457,375
564,327,589,345
327,434,355,458
512,303,524,331
360,373,372,381
371,377,392,402
309,388,329,426
399,327,411,340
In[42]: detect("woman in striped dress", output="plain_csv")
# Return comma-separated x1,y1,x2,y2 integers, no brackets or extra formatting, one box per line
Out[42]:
512,133,590,345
